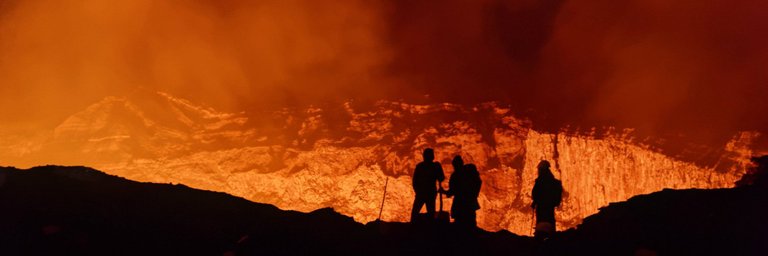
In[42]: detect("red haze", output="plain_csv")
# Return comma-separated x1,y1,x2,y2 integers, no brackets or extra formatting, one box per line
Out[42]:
0,0,766,149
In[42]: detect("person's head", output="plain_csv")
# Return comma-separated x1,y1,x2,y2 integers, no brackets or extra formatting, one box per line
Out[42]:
537,160,550,171
422,148,435,162
452,155,464,169
537,160,553,178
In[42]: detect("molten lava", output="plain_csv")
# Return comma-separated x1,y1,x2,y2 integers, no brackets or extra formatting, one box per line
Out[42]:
0,92,757,234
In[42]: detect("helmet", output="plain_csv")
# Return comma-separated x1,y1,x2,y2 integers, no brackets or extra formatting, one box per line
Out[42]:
537,160,551,170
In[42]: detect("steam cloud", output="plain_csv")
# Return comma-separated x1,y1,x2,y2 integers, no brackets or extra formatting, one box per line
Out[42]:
0,0,766,147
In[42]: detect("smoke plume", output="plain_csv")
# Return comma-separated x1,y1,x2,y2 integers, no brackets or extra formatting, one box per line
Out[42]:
0,0,766,147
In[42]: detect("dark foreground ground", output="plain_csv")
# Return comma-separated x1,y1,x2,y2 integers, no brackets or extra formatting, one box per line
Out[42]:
0,166,766,255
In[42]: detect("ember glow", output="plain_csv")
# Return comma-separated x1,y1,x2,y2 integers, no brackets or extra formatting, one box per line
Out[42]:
0,0,766,234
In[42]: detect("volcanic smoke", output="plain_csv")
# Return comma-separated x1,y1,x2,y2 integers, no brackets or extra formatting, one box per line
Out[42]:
0,0,766,235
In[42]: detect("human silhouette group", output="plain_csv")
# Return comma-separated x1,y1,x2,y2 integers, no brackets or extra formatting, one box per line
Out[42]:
410,148,563,239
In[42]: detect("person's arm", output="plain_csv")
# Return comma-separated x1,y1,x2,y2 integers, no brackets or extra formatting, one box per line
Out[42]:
445,173,456,197
438,182,450,197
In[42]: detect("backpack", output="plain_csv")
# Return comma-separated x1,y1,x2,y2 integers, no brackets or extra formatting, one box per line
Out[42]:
552,180,563,207
534,178,563,208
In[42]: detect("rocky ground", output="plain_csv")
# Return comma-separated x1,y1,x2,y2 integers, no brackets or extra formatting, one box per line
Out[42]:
1,165,766,255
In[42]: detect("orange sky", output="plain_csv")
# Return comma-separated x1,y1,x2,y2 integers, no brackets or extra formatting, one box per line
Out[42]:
0,0,766,147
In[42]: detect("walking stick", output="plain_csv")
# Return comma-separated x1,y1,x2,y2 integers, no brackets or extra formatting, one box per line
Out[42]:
377,177,389,221
530,206,536,236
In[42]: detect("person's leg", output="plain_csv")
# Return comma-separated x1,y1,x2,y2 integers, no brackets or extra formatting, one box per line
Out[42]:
460,211,476,229
411,194,425,222
535,206,555,224
535,206,556,239
468,211,477,228
452,210,463,226
535,207,543,224
544,206,556,224
547,207,556,231
425,193,437,216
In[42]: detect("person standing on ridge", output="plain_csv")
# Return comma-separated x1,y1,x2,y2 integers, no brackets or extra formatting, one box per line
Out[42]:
411,148,445,223
531,160,563,239
443,155,482,229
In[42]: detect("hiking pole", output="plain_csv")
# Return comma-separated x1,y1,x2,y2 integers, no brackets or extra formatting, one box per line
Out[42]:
377,176,389,221
530,206,536,236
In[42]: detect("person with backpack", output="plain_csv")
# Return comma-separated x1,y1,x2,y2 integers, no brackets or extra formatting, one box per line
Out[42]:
411,148,445,223
531,160,563,239
442,156,482,229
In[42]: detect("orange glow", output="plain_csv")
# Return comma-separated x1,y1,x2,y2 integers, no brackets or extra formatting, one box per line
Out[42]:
0,93,757,233
0,0,766,234
0,0,392,125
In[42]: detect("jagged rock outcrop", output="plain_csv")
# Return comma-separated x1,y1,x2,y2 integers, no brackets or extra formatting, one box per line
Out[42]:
3,165,765,255
561,185,768,255
0,166,534,256
0,91,757,234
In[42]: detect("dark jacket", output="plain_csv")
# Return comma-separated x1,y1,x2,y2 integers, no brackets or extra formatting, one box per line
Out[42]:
532,176,563,209
447,165,481,212
412,161,445,195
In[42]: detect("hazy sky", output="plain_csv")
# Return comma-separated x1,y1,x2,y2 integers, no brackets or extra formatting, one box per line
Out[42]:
0,0,766,146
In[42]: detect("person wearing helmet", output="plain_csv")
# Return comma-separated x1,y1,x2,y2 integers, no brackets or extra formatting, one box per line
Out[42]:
531,160,563,239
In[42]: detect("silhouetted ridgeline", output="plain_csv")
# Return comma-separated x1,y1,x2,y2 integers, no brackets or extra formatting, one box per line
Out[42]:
0,166,372,255
0,165,766,255
562,186,768,255
0,166,531,255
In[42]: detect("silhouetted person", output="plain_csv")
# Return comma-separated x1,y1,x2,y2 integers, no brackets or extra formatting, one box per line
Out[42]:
411,148,445,223
531,160,562,239
443,156,482,229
